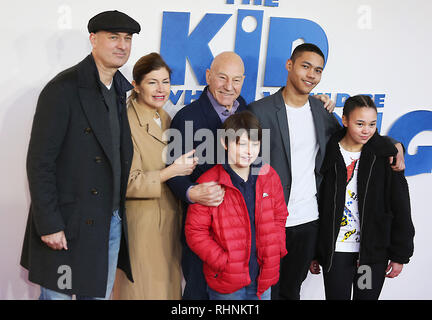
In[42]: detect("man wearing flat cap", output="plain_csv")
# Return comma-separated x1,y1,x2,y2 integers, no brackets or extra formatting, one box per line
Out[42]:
20,10,140,299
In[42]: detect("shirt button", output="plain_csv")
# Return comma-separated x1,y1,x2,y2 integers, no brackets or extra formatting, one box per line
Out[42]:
84,127,92,134
94,156,102,163
91,188,98,195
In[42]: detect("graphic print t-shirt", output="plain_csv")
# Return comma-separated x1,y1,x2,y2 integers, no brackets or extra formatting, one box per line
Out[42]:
335,144,361,252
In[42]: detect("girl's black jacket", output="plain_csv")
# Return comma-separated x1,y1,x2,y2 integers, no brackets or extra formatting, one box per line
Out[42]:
315,128,415,272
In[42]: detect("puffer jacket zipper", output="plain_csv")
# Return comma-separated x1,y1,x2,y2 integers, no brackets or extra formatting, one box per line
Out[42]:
231,184,252,285
214,184,252,281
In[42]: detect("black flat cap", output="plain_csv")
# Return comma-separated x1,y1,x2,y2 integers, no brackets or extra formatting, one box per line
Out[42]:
88,10,141,34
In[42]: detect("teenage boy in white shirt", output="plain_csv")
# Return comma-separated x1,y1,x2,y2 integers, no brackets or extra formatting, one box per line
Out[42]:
248,43,405,300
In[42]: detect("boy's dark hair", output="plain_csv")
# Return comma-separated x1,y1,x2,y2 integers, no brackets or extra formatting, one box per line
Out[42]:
342,95,378,119
221,111,262,147
290,43,325,64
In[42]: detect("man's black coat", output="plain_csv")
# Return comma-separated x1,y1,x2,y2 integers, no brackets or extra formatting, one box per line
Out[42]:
21,54,134,297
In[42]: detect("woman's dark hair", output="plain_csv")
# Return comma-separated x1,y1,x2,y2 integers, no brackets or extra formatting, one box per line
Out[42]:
129,52,172,101
221,111,262,147
342,95,377,119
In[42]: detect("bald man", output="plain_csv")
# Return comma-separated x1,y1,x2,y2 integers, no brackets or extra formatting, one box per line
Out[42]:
167,51,335,299
166,52,247,299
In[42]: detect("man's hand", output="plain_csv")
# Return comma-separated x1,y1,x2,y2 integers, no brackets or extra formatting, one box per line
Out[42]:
389,143,405,171
385,261,403,278
189,181,225,207
41,230,68,250
314,94,336,113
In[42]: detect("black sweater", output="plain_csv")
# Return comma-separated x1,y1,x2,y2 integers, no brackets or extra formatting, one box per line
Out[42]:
316,128,415,272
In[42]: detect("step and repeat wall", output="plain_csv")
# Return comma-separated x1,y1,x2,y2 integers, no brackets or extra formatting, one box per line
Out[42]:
1,0,431,299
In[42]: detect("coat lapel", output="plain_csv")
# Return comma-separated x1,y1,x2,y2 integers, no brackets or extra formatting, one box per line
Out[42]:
274,89,292,170
147,120,167,145
198,87,222,131
309,96,327,170
79,88,115,166
131,99,167,145
77,56,115,167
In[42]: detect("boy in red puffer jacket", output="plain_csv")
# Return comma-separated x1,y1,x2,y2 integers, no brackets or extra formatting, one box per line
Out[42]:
185,111,288,300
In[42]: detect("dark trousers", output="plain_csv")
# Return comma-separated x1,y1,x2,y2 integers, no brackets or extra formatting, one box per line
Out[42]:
272,220,318,300
323,252,387,300
181,243,209,300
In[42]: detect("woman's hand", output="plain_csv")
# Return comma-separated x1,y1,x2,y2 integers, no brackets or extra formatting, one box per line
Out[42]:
161,149,198,182
172,149,198,176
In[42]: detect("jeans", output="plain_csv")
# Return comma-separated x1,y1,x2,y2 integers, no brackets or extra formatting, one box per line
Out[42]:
39,210,122,300
207,280,271,300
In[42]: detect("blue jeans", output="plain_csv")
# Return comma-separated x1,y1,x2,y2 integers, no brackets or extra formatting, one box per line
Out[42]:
39,210,122,300
207,280,271,300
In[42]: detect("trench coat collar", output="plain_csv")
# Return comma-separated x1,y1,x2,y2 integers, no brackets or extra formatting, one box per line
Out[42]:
130,98,168,144
76,54,133,168
77,54,133,93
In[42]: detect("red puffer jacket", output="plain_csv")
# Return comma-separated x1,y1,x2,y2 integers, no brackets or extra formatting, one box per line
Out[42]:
185,164,288,299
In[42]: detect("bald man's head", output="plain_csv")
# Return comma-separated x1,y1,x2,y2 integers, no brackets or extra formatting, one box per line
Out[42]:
206,51,245,109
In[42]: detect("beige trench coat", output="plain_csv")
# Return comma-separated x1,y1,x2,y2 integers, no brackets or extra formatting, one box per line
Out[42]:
113,99,182,300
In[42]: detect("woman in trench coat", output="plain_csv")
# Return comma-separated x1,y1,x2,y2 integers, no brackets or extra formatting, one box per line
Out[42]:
113,53,197,299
